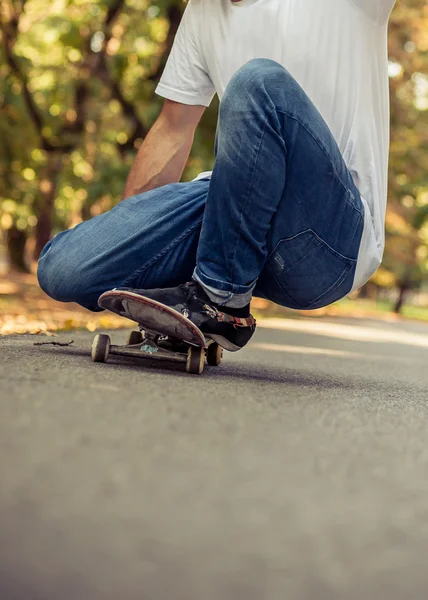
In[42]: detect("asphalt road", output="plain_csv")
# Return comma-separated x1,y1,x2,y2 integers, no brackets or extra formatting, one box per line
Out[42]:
1,316,428,600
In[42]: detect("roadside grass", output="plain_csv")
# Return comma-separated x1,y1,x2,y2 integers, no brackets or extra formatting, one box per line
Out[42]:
250,296,428,323
334,297,428,322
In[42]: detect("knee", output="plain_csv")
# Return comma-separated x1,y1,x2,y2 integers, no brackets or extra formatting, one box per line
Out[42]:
239,57,287,79
223,58,293,103
37,232,91,305
225,58,292,98
37,237,71,302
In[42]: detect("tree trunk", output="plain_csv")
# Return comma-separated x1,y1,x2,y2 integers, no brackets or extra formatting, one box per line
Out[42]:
34,207,53,260
394,283,409,314
358,284,369,299
6,226,30,273
33,153,61,259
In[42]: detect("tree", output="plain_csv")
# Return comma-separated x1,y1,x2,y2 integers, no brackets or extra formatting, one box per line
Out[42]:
0,0,427,319
380,0,428,312
0,0,191,269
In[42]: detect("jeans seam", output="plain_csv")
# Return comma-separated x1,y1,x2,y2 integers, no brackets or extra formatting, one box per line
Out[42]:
120,218,203,288
269,229,358,266
346,190,364,216
307,262,354,308
265,263,296,307
344,211,364,259
229,105,278,283
267,259,354,310
276,109,363,214
195,267,257,295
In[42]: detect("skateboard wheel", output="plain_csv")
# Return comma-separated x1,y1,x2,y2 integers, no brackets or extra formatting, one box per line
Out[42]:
91,334,111,363
206,342,223,367
126,330,143,346
186,346,205,374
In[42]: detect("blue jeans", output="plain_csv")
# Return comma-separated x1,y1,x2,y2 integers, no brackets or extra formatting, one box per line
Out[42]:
38,58,364,312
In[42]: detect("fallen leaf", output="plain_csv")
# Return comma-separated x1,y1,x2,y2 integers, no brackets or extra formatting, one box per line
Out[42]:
33,340,74,347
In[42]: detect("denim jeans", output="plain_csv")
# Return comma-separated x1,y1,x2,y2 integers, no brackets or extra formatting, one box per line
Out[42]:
38,58,364,312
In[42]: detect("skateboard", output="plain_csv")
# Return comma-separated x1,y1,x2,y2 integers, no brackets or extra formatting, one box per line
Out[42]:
91,289,223,375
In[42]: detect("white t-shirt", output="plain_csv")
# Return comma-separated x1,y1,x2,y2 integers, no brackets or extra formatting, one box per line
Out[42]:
155,0,396,291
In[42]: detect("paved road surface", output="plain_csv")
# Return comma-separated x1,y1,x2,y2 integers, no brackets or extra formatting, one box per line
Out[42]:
1,317,428,600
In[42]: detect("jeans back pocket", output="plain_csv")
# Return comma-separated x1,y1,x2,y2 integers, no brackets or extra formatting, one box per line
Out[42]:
264,229,356,310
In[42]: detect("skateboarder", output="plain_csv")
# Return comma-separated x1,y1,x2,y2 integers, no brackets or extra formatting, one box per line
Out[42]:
38,0,396,351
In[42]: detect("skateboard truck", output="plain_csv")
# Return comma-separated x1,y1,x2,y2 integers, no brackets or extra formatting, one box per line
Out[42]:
91,329,223,374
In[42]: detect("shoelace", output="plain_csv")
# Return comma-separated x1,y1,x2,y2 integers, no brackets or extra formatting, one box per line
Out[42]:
178,281,207,304
178,281,197,296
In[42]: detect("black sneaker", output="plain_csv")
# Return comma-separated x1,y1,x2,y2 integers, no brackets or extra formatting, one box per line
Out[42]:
115,280,256,352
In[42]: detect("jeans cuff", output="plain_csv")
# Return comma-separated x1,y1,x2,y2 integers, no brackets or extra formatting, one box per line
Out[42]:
193,268,255,308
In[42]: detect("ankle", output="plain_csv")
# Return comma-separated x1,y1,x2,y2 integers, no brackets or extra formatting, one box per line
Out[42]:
214,303,251,318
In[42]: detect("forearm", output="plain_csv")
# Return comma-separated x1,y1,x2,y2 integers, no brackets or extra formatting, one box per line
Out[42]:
122,117,194,200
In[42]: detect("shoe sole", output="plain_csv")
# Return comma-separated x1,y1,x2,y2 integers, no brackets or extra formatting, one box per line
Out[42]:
207,334,242,353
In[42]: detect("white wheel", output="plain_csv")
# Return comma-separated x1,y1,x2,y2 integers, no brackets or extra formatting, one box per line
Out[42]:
126,330,143,345
91,334,111,363
206,342,223,366
186,346,205,374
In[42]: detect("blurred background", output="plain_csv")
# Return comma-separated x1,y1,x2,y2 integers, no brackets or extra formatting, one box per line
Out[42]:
0,0,427,334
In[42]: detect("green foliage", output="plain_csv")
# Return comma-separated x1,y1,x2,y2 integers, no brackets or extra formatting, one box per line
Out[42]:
0,0,191,243
383,0,428,293
0,0,427,310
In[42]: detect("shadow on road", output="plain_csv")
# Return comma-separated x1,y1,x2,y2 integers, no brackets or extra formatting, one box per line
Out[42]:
33,340,425,401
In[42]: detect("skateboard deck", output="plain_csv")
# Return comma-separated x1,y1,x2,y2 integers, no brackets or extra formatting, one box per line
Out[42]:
98,289,206,347
91,290,223,374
